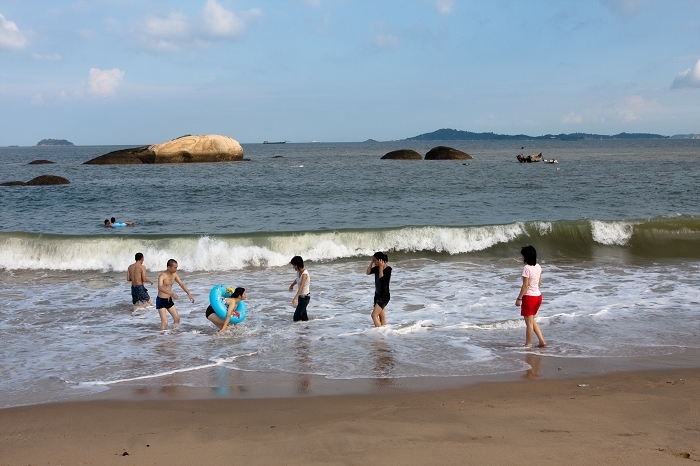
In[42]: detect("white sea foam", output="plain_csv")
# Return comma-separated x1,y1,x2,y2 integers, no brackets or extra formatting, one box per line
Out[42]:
0,224,527,271
590,220,635,245
1,256,699,408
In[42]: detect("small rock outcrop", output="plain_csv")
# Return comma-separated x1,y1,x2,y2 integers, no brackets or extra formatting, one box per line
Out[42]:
381,149,423,160
425,146,472,160
2,175,70,186
84,147,150,165
28,160,55,165
84,135,244,165
27,175,70,185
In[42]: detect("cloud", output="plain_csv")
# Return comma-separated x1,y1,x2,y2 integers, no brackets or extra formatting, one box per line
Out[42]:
77,28,98,40
616,95,655,122
434,0,455,15
601,0,648,17
136,0,259,53
88,68,125,97
561,111,582,124
202,0,246,37
32,53,63,61
672,59,700,89
375,33,399,49
0,13,29,50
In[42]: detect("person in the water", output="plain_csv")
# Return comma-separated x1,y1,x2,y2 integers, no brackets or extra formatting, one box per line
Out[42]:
206,287,246,333
366,251,392,327
515,245,546,348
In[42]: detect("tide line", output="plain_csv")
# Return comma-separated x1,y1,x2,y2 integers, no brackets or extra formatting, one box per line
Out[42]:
79,352,258,386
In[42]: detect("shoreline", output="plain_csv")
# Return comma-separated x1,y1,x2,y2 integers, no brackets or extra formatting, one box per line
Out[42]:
4,347,697,408
2,364,698,465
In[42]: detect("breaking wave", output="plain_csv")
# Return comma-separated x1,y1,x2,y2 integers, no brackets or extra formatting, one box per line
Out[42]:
1,216,699,271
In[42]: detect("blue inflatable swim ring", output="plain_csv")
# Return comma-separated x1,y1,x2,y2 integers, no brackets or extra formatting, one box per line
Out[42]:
113,222,127,227
209,285,246,324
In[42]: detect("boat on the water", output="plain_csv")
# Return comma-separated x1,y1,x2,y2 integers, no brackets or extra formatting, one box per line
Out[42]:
263,141,286,144
516,152,543,163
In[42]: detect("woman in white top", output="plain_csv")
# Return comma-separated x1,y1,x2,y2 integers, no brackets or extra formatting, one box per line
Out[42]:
515,245,546,348
289,255,310,322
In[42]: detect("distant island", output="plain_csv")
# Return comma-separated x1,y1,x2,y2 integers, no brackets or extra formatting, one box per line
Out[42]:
670,134,700,139
36,139,74,146
406,128,669,141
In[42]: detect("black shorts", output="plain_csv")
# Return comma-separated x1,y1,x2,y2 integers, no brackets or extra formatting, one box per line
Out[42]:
156,296,174,310
205,305,215,318
131,285,150,304
374,295,390,309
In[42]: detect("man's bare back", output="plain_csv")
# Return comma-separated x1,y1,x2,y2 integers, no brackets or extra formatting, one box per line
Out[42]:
127,261,151,286
127,253,153,310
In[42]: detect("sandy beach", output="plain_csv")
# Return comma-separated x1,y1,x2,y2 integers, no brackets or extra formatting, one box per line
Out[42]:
1,367,698,466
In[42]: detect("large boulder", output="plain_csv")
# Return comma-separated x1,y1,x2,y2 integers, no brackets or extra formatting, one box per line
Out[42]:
26,175,70,185
425,146,472,160
2,175,70,186
381,149,422,160
84,135,244,164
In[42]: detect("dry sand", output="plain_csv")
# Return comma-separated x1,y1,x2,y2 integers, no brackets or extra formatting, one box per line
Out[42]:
1,367,698,466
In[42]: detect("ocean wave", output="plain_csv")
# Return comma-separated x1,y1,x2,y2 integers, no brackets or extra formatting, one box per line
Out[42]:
1,216,699,271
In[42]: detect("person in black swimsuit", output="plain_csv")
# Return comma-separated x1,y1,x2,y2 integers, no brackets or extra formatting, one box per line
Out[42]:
366,251,392,327
206,287,246,333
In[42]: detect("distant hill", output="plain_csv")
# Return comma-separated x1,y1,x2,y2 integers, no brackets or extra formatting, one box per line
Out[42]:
37,139,74,146
406,128,669,141
670,134,700,139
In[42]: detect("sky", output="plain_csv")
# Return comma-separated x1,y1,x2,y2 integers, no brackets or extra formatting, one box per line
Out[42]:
0,0,699,145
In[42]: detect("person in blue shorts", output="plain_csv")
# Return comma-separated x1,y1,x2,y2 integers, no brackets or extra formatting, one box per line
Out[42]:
127,252,153,311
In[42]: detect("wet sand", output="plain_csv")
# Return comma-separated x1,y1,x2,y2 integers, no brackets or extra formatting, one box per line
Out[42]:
1,366,699,466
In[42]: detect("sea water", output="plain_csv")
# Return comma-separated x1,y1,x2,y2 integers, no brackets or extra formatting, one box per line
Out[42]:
1,140,699,407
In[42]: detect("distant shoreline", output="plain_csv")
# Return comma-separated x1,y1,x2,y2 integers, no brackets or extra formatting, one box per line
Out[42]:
405,128,700,141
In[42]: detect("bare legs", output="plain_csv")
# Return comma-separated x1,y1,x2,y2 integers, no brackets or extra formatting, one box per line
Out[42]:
158,306,180,331
371,304,386,327
207,313,226,330
523,315,546,348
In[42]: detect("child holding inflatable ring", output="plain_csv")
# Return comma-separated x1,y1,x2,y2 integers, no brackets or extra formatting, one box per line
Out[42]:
206,287,246,333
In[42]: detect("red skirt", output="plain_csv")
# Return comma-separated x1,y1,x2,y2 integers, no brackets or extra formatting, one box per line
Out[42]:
520,294,542,317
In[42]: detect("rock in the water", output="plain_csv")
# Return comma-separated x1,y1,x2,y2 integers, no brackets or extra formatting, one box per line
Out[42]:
381,149,422,160
28,159,55,165
3,175,70,186
149,134,244,163
424,146,472,160
84,146,150,165
26,175,70,185
84,135,244,164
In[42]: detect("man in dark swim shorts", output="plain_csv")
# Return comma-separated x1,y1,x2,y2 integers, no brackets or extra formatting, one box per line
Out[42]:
155,296,175,310
127,252,153,311
131,285,150,306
